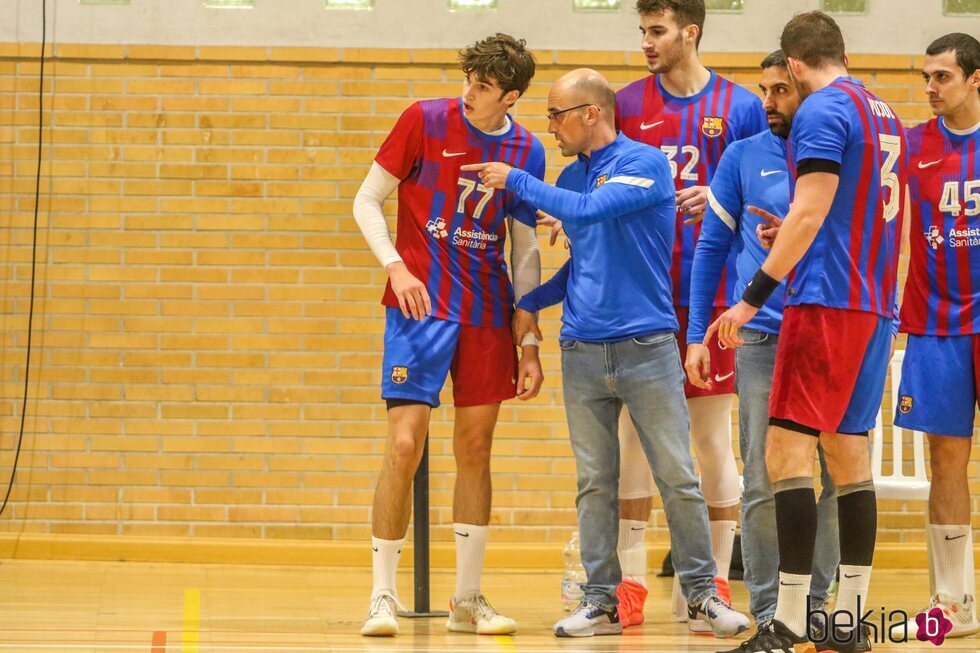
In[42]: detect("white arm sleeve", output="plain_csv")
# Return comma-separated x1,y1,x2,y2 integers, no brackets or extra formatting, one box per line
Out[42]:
509,217,542,347
352,162,403,268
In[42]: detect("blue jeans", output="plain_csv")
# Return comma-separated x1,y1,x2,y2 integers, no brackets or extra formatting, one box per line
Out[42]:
561,332,717,609
736,329,840,622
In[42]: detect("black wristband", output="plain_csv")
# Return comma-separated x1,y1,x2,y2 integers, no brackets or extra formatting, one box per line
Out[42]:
742,269,779,309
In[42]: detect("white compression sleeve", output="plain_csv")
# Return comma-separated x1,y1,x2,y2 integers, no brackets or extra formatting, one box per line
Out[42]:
353,162,402,268
509,217,541,347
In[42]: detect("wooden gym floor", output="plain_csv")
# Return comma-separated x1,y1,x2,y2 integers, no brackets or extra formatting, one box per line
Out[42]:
0,559,975,652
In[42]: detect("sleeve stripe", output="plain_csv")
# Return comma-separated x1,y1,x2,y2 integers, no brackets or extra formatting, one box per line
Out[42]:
707,188,737,232
606,175,654,189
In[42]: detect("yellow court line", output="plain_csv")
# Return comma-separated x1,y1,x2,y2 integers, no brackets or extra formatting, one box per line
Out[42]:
183,587,201,653
492,635,517,651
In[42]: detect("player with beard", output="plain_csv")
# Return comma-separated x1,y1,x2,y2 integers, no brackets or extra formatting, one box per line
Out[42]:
708,11,907,653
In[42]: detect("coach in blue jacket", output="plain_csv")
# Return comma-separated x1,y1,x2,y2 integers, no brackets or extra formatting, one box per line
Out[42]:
465,68,748,639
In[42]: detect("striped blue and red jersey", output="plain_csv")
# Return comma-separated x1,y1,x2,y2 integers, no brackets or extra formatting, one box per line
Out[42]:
900,117,980,335
375,98,545,328
785,76,907,319
615,71,767,307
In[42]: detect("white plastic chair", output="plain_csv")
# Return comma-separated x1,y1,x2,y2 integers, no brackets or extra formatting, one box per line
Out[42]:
871,349,929,501
871,349,976,617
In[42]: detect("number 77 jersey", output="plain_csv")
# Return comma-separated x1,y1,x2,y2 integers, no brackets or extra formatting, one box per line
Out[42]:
785,76,907,319
900,117,980,335
374,98,545,328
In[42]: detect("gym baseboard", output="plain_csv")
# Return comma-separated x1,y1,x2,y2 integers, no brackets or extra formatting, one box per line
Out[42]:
0,533,936,569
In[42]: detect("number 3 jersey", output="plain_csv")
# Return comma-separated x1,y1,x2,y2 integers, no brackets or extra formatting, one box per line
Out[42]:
785,76,907,319
616,71,767,307
900,117,980,335
374,98,545,328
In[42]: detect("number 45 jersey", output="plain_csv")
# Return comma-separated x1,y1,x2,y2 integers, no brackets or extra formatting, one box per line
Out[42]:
375,98,545,328
900,117,980,335
785,76,907,319
616,71,767,307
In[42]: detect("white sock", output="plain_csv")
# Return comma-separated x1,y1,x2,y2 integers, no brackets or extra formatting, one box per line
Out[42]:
618,519,647,586
774,571,811,637
710,520,737,580
454,522,488,599
371,536,404,600
930,524,970,599
835,564,872,634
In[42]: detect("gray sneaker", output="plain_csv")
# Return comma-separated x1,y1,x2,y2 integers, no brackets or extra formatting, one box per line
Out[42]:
553,600,623,637
688,594,750,638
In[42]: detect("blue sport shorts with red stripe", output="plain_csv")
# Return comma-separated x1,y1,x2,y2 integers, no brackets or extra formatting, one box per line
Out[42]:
769,304,892,434
894,334,980,438
381,308,518,408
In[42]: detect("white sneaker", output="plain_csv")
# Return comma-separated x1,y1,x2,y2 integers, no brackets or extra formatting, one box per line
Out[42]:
361,593,401,637
447,593,517,635
908,592,979,638
688,594,750,638
553,600,623,637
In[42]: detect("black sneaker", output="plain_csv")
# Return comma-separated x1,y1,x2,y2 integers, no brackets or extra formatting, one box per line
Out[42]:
811,624,872,653
717,619,816,653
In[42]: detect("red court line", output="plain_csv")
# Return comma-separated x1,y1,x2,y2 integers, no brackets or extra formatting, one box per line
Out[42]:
150,631,166,653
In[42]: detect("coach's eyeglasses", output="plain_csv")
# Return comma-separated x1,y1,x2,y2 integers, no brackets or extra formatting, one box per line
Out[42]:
547,104,598,122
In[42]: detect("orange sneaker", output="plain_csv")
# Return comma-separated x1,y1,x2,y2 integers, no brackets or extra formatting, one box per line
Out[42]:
615,579,648,627
714,576,731,605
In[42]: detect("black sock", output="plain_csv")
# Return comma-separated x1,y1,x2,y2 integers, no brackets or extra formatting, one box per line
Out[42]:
838,490,877,566
774,486,818,574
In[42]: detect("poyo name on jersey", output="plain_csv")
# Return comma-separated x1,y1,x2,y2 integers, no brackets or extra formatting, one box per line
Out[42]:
948,226,980,248
452,226,500,250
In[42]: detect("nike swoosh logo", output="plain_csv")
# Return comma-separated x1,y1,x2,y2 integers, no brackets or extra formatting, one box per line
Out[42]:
372,546,378,552
761,169,784,177
946,534,967,541
844,573,861,578
780,582,803,586
640,120,664,131
454,531,470,538
714,372,734,382
630,527,645,531
443,149,467,158
918,159,943,169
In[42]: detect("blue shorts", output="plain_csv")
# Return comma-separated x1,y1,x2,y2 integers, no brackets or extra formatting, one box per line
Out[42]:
381,308,517,408
894,334,980,438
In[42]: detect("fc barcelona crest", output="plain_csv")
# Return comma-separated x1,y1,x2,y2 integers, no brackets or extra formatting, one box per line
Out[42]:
391,366,409,384
596,174,608,188
701,116,726,138
899,395,913,414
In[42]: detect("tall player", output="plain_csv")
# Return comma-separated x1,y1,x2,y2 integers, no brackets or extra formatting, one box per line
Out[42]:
708,11,906,653
684,50,840,633
614,0,767,627
896,33,980,638
351,33,546,638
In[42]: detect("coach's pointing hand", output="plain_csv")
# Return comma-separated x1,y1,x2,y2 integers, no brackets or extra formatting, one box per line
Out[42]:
462,162,512,190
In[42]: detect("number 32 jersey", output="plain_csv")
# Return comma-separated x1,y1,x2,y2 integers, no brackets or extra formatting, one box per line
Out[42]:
786,76,907,319
616,71,767,307
900,117,980,335
375,98,545,328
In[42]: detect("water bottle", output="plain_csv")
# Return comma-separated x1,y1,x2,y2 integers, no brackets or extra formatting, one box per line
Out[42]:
561,531,587,612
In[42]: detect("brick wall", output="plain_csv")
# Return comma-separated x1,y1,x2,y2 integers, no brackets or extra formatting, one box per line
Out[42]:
0,43,963,549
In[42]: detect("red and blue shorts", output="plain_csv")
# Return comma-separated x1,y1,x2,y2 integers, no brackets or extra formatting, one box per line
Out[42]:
769,304,892,435
381,308,517,408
